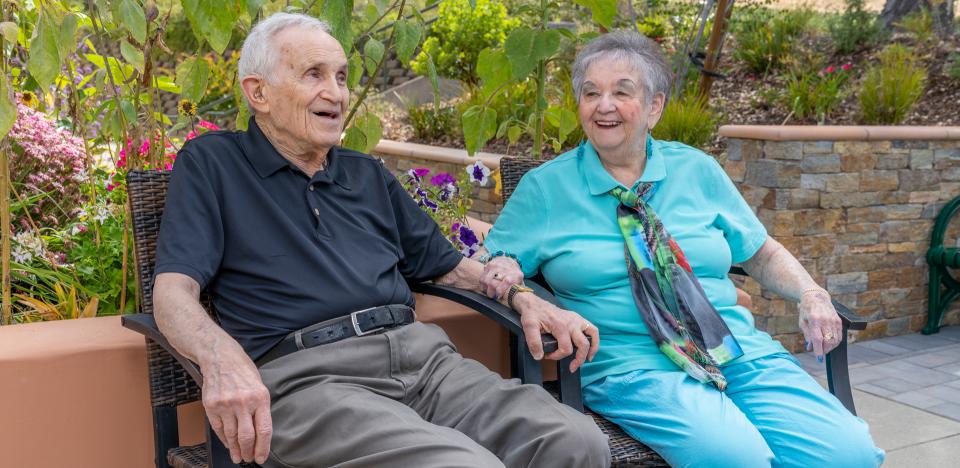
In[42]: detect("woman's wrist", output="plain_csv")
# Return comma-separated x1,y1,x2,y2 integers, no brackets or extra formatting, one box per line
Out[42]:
800,287,830,301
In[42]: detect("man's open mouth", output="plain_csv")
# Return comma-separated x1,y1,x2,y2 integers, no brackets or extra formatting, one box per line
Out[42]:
313,111,340,120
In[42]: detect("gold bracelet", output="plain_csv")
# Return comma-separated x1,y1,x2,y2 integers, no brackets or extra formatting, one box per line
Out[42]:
507,283,535,309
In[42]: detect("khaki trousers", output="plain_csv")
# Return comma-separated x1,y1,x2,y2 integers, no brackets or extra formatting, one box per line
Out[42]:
258,322,610,468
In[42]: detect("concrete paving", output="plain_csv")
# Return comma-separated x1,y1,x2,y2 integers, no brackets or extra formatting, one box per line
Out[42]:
795,325,960,467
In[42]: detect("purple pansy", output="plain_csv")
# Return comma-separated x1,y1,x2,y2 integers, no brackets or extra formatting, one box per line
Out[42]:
466,161,491,185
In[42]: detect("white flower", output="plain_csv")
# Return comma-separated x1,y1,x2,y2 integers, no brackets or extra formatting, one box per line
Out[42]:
466,161,491,186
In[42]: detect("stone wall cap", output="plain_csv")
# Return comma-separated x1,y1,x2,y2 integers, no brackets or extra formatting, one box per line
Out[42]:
373,139,503,170
719,125,960,141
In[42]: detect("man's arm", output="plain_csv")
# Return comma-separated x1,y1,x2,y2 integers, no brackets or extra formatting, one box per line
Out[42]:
153,272,272,465
434,257,599,373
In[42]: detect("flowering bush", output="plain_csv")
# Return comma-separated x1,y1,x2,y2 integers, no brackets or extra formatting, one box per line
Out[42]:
784,63,853,123
8,97,87,229
401,161,494,257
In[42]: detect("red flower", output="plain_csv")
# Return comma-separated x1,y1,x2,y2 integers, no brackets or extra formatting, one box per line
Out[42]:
825,65,836,74
840,63,852,71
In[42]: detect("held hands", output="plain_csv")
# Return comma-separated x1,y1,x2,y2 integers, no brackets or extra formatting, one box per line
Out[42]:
200,348,273,465
798,288,843,362
480,256,525,300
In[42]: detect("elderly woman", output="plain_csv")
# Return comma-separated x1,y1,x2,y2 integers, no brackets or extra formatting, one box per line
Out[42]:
479,31,884,467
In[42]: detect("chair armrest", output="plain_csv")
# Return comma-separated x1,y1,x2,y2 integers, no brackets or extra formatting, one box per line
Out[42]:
833,300,867,331
122,313,204,385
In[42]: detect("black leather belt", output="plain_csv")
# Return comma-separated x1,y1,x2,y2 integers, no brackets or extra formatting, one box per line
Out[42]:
257,304,415,366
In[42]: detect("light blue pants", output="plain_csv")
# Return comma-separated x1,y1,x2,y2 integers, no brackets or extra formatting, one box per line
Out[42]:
583,353,885,468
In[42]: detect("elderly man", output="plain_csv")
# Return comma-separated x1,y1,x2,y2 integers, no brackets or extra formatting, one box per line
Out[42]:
153,12,609,468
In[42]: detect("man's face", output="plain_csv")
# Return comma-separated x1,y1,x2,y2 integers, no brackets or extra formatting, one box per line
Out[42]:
261,27,350,152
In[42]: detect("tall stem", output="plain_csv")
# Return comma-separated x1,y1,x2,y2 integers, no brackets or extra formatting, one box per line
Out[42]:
1,3,10,324
344,0,407,129
531,0,549,160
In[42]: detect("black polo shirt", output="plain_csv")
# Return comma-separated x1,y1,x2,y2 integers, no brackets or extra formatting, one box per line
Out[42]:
155,117,463,360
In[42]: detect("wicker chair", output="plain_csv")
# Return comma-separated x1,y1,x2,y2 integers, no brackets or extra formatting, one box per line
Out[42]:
923,195,960,335
497,155,870,467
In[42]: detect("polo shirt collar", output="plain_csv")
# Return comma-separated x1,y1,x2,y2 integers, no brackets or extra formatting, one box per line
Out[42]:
240,116,350,189
581,135,667,196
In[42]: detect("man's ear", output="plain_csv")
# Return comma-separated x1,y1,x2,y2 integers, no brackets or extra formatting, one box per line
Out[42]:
240,75,268,113
646,92,667,131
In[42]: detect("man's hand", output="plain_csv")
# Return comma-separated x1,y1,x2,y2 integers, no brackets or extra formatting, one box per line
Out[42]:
512,293,600,373
200,348,273,465
480,256,524,300
798,289,843,362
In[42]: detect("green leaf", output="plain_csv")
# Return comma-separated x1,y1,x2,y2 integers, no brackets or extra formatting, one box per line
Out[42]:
58,14,79,61
558,107,578,143
363,38,385,75
153,75,180,93
175,57,210,103
348,50,363,90
342,111,381,153
573,0,617,29
120,39,145,72
0,75,17,139
507,125,523,144
113,0,146,44
461,105,497,155
0,22,17,44
246,0,267,18
181,0,238,54
320,0,354,52
504,28,561,80
394,20,422,63
28,11,62,89
476,48,512,97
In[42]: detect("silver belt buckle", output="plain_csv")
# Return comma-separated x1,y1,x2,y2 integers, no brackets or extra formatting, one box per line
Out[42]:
351,307,385,336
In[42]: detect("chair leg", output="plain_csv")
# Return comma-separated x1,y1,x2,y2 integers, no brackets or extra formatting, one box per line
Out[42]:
825,326,856,416
516,340,543,386
923,268,943,335
153,405,179,468
557,356,584,412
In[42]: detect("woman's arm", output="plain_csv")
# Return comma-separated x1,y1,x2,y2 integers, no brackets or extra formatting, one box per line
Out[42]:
741,236,843,361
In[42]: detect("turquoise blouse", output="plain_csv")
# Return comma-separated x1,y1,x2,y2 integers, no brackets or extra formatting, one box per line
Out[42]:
484,138,787,387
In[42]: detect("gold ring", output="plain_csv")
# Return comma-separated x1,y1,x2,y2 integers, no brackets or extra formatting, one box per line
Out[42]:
823,331,834,341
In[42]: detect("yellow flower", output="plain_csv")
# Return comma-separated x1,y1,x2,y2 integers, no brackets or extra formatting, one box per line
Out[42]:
20,91,38,108
178,99,197,116
492,170,502,197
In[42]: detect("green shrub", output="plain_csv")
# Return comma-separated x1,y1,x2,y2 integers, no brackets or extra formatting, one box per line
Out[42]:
947,53,960,81
784,63,853,123
652,95,718,148
829,0,885,54
733,8,814,74
407,103,461,141
899,7,934,46
410,0,519,85
859,44,927,124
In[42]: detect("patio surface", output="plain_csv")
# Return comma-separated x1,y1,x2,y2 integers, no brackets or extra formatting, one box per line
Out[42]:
794,325,960,467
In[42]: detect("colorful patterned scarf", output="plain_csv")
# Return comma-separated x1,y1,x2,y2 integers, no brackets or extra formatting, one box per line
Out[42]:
583,141,743,390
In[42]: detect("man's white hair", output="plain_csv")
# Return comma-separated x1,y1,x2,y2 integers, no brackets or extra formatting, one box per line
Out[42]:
237,12,332,109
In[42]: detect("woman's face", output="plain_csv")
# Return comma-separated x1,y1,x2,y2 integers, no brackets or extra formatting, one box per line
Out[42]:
577,56,664,158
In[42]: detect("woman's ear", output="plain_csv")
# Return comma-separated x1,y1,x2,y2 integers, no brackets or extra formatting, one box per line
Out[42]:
646,92,667,130
240,75,268,113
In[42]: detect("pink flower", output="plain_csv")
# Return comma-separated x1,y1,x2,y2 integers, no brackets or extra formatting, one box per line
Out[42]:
825,65,836,74
841,63,852,71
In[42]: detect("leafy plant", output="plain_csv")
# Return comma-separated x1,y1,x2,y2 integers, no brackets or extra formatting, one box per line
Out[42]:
400,165,484,257
410,0,519,85
407,102,461,141
828,0,885,54
732,7,814,74
899,7,934,46
859,44,927,124
947,53,960,81
651,95,718,148
784,63,853,123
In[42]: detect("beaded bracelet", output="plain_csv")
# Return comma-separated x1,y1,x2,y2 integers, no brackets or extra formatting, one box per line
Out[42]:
478,250,522,270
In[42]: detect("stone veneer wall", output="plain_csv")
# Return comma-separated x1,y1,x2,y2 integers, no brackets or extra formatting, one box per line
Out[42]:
371,140,504,223
721,126,960,351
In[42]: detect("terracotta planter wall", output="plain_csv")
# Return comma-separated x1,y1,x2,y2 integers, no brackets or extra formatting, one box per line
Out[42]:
721,126,960,350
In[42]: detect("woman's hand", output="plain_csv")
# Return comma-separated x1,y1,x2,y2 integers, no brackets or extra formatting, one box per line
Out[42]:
480,256,524,300
512,292,601,373
798,289,843,362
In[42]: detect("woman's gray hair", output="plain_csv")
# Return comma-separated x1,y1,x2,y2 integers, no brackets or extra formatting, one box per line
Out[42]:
571,30,672,104
238,13,331,92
